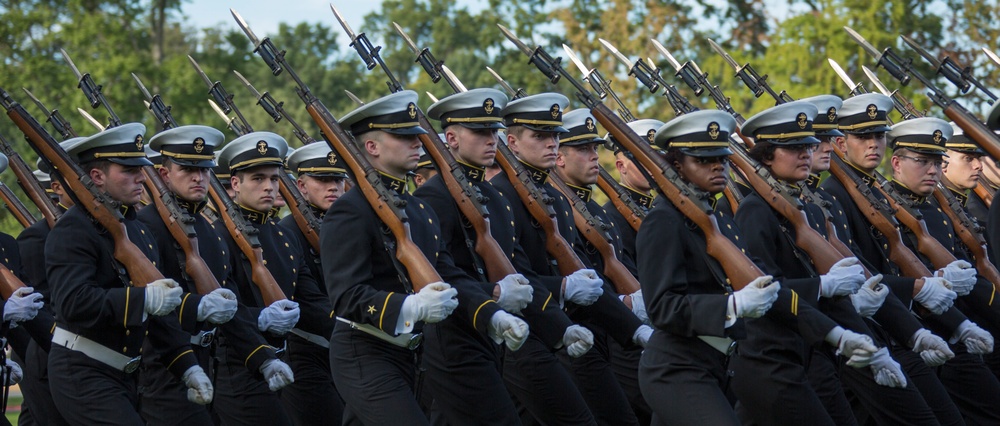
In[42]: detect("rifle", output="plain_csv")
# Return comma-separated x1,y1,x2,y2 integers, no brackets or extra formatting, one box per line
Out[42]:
901,35,997,105
933,184,1000,291
973,182,994,207
861,66,924,121
828,58,872,98
0,261,28,300
707,39,794,105
22,87,78,140
0,183,35,228
0,131,61,227
650,39,746,123
232,8,442,289
499,25,763,289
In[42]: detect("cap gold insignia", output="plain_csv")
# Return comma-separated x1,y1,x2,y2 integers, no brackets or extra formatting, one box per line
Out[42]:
327,151,338,165
867,104,878,119
193,137,205,154
484,98,494,115
585,117,595,132
708,122,720,140
796,112,808,129
646,129,656,143
827,107,837,122
933,130,943,143
257,140,269,155
407,102,417,119
550,104,560,119
134,134,144,150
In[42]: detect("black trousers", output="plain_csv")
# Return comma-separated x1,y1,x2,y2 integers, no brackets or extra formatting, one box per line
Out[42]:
937,344,1000,425
279,334,343,426
138,345,214,426
556,329,639,426
48,345,144,425
892,344,965,426
503,333,597,426
15,340,68,426
212,340,292,426
730,346,836,426
608,337,651,426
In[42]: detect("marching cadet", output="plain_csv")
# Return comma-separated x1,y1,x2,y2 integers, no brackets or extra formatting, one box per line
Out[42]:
637,109,876,425
885,118,1000,424
217,132,336,425
603,118,661,270
413,87,532,425
276,143,345,424
138,125,295,425
412,147,437,187
321,90,469,425
492,93,647,426
45,123,213,424
942,123,989,225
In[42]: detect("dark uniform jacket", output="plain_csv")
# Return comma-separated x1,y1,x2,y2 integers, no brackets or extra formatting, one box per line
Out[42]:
279,207,326,292
10,224,56,353
602,185,653,274
568,183,638,280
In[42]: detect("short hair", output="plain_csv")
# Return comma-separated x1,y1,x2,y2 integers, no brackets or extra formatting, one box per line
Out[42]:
663,148,685,167
80,159,113,175
748,141,778,164
506,125,529,138
233,165,281,182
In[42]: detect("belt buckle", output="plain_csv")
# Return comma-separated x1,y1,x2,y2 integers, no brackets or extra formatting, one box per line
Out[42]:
195,329,215,347
123,356,142,374
726,340,738,356
406,333,423,350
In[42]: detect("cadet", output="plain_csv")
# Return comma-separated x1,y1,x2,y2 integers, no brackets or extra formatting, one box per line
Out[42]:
277,142,346,424
217,131,334,425
321,90,466,425
603,119,660,270
46,123,212,424
414,87,532,425
412,147,437,187
942,123,989,226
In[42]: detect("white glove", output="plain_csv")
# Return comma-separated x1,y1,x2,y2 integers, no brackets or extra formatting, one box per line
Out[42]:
730,276,779,319
181,365,213,405
257,299,300,335
952,320,994,354
869,347,907,388
496,274,533,313
401,282,459,325
489,311,529,351
3,359,22,385
562,325,594,358
632,324,653,348
829,328,879,367
196,288,238,324
850,274,888,317
144,279,183,316
820,257,866,298
619,290,649,324
936,260,977,296
3,287,43,323
563,269,603,306
259,359,295,391
911,328,955,367
913,277,957,315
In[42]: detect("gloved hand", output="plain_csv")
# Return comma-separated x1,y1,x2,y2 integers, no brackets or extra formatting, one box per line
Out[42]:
562,325,594,358
619,290,649,324
952,320,994,355
401,282,459,324
936,260,977,296
197,288,238,324
2,359,22,386
496,274,533,313
181,365,213,405
2,287,43,323
850,274,888,317
144,279,183,316
820,257,866,298
632,324,653,348
257,299,300,335
489,311,529,351
563,269,603,306
869,347,907,388
259,359,295,391
730,276,779,319
829,328,879,367
911,328,955,367
914,277,957,315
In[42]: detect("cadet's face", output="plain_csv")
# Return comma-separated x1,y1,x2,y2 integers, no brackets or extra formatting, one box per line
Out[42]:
676,155,729,194
766,145,814,183
232,166,281,212
368,132,422,178
297,175,345,211
160,163,209,202
94,163,146,205
449,126,498,168
811,139,836,173
943,150,983,190
556,143,600,186
891,150,943,196
509,130,559,170
839,132,886,173
616,153,651,192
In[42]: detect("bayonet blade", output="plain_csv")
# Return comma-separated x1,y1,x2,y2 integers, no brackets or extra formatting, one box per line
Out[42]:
983,47,1000,67
649,39,682,71
59,48,84,80
562,44,591,78
77,108,105,131
486,66,517,96
232,70,263,99
900,35,942,68
230,9,261,46
392,22,420,55
843,27,883,61
597,38,632,69
706,38,740,72
344,90,365,106
208,99,231,122
440,65,467,92
131,73,154,101
188,55,214,88
496,24,533,57
21,88,49,114
330,4,357,41
862,66,894,97
426,92,439,103
828,58,858,89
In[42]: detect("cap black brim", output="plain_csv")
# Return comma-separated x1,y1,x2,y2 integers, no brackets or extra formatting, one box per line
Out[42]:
682,147,734,157
108,157,154,167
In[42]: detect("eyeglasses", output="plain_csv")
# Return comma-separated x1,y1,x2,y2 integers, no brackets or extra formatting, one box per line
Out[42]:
779,145,816,153
896,154,946,169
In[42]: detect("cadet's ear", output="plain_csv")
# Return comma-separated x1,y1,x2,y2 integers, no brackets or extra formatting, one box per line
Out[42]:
89,167,107,187
834,135,849,152
364,139,380,157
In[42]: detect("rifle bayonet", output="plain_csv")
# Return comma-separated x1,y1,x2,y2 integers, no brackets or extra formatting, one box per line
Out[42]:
131,73,175,130
77,108,105,131
862,65,921,119
486,66,526,99
708,38,790,103
439,65,467,92
207,99,243,135
235,71,316,144
563,44,607,99
828,58,870,96
344,90,365,106
844,27,912,86
649,39,703,96
392,22,444,85
497,24,561,84
60,48,122,126
984,47,1000,68
22,87,77,140
597,38,659,93
901,35,995,103
231,9,283,75
425,92,439,103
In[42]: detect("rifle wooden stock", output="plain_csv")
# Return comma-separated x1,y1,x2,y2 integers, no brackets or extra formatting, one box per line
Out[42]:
2,97,164,286
944,102,1000,162
0,135,61,228
590,103,763,289
0,266,26,301
303,103,442,290
875,185,957,270
826,149,931,278
549,173,640,294
932,188,1000,292
207,177,286,304
142,167,220,295
277,175,321,253
595,168,644,232
494,143,585,276
0,183,35,228
973,182,994,208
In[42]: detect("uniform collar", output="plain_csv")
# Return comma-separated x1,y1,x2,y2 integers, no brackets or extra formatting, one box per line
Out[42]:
380,172,409,195
846,161,876,187
518,160,549,185
458,161,486,183
623,184,654,209
805,173,822,190
890,180,928,205
237,204,272,225
175,197,208,215
566,183,592,203
308,203,327,219
945,185,969,206
119,204,136,219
